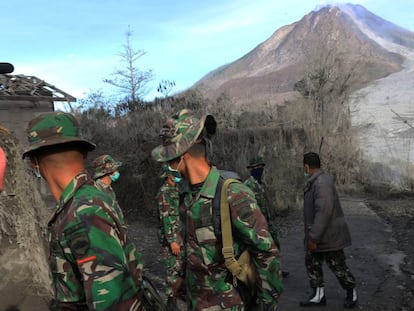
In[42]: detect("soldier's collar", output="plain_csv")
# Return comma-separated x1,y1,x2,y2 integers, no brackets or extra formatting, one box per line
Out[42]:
48,170,89,224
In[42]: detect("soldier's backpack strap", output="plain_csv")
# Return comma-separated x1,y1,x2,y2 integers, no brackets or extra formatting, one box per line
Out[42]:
212,170,240,237
216,173,258,303
220,178,245,282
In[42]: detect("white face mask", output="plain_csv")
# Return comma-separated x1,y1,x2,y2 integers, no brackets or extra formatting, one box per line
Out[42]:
168,157,183,174
32,157,43,179
110,171,121,182
303,165,311,179
168,157,183,183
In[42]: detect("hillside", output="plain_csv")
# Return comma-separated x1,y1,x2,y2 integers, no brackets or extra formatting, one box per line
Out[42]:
194,4,411,109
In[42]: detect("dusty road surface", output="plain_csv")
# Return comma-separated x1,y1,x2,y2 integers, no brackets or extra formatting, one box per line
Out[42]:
1,195,412,311
130,195,413,311
277,197,410,311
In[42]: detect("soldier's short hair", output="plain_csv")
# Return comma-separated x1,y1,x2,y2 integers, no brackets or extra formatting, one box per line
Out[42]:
303,152,321,168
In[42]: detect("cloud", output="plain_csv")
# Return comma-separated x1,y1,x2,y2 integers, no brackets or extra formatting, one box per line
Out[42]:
314,0,371,10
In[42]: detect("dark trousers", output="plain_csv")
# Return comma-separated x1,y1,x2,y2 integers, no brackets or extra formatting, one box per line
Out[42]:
305,249,356,289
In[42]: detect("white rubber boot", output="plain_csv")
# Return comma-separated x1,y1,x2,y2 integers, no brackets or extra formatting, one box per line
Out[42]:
300,287,326,307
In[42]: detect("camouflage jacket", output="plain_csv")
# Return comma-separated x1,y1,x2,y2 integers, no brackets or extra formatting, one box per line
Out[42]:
94,179,125,221
48,171,144,310
155,181,182,246
95,179,116,199
243,176,270,221
244,176,280,248
184,167,283,310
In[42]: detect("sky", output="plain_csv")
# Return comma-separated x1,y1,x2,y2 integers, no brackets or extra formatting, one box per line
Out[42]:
2,0,414,104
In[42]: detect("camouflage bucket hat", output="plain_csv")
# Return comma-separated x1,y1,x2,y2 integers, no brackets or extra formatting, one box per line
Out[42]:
22,111,96,159
92,154,122,179
247,156,266,168
151,109,217,162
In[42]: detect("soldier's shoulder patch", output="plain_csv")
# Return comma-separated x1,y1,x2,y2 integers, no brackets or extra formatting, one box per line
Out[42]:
64,222,90,258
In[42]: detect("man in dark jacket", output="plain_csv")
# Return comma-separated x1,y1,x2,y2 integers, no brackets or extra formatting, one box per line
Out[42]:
300,152,357,309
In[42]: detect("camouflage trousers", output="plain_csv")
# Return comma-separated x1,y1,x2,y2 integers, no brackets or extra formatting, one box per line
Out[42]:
161,245,183,297
305,249,356,289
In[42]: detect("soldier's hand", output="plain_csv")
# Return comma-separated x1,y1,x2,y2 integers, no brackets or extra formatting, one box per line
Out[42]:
307,239,317,251
170,242,181,255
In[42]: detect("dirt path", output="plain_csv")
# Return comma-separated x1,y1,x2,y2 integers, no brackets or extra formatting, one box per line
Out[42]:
1,195,411,311
132,196,412,311
277,197,408,311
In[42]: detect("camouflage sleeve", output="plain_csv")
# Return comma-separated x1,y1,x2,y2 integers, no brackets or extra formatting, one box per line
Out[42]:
62,205,143,310
157,187,181,244
244,178,270,221
156,190,166,244
228,182,284,304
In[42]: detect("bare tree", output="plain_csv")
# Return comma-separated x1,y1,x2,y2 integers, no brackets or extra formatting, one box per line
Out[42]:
293,31,362,183
295,32,359,136
104,26,153,111
77,89,113,111
157,79,176,98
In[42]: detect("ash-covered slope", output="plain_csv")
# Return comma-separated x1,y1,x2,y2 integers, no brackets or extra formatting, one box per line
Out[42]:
195,4,412,108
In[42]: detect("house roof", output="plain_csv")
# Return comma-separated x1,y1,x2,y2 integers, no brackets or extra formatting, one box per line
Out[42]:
0,74,76,102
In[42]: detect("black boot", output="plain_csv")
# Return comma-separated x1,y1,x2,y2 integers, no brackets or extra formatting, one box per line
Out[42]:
166,296,179,311
344,288,357,309
300,287,326,307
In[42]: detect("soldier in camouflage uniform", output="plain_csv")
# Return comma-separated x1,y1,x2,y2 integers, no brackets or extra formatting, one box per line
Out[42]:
300,152,357,309
152,109,283,311
243,157,279,246
92,154,122,201
155,170,184,311
22,112,145,311
244,157,289,278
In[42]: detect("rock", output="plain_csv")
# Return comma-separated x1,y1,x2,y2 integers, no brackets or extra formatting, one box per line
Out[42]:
0,129,51,310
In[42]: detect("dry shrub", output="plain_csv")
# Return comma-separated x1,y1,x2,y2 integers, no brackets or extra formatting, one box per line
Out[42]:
79,102,309,220
78,92,206,221
78,87,360,221
211,126,306,216
281,97,360,186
